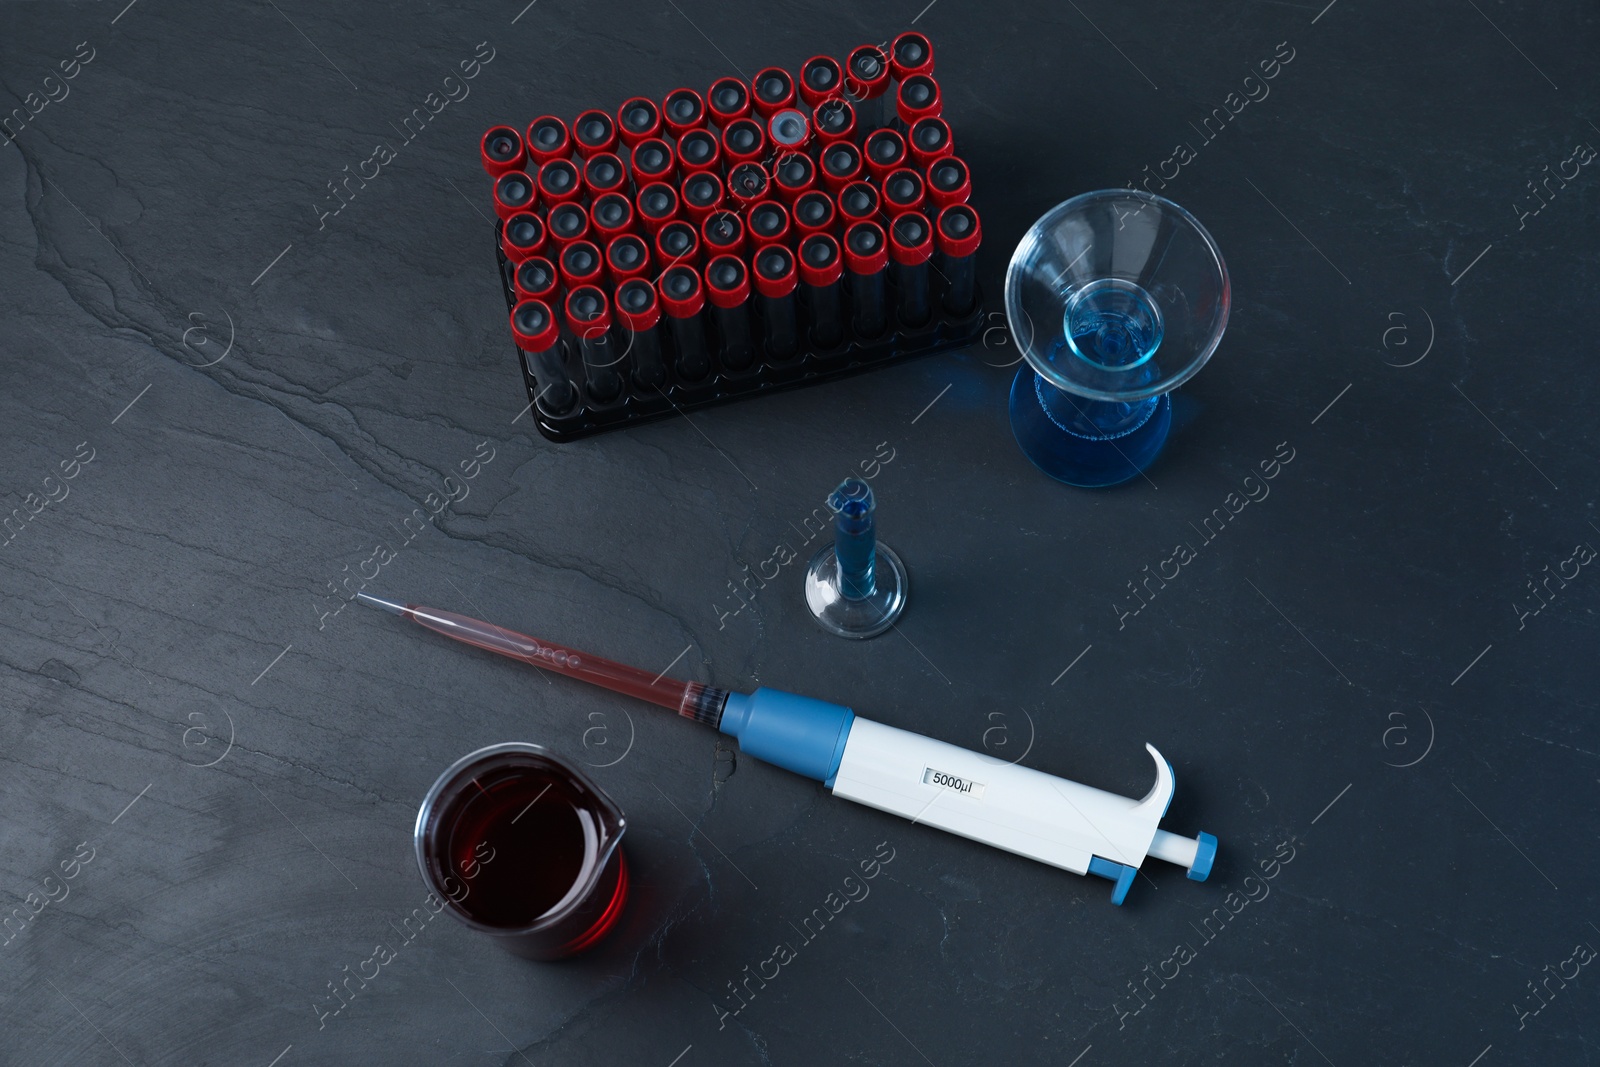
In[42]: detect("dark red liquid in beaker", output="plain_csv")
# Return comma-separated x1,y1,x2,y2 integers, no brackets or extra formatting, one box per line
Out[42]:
418,745,627,959
439,767,598,928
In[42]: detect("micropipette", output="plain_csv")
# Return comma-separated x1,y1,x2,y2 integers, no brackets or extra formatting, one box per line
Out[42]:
358,592,1216,904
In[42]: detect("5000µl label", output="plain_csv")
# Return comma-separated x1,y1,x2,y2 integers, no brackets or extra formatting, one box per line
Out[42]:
921,767,985,798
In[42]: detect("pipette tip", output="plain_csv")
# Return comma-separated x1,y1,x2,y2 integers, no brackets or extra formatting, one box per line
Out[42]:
355,592,409,616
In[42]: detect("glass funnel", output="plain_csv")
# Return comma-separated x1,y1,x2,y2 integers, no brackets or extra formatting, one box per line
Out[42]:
1004,190,1230,487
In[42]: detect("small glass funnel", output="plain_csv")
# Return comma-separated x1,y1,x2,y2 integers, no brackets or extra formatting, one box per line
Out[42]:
1005,190,1230,486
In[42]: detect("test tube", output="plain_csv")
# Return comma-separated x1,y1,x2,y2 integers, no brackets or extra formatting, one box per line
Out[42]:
798,233,845,349
492,170,537,221
935,203,982,316
662,87,707,138
772,151,817,204
747,201,791,248
481,125,526,176
792,190,836,242
800,55,845,110
843,220,889,340
615,278,667,390
837,180,881,228
813,98,858,147
537,159,582,207
925,155,971,209
882,167,926,215
590,193,635,245
864,128,908,183
887,210,934,329
726,162,770,213
890,31,935,82
565,286,622,403
513,256,559,305
636,182,680,236
751,66,797,119
820,141,864,195
677,129,722,175
573,108,619,158
707,76,752,127
525,115,571,165
657,265,712,382
845,44,891,131
654,220,701,271
558,240,605,292
705,254,756,372
500,212,546,264
907,117,954,169
752,242,800,362
896,74,942,128
701,209,745,259
547,202,590,249
768,108,811,154
583,152,628,198
615,96,662,148
721,118,767,168
630,138,676,189
679,171,724,225
606,234,652,287
510,298,577,415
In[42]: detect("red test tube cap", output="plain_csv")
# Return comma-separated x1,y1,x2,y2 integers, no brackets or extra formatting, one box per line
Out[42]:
573,109,618,157
746,200,790,246
547,201,591,247
514,256,559,302
615,97,662,147
630,138,677,186
538,159,582,205
813,98,857,145
590,193,635,243
583,152,628,198
704,254,751,309
820,141,864,193
654,220,701,270
565,285,612,339
726,161,769,209
772,151,816,202
481,125,526,176
559,240,605,290
936,203,982,258
662,87,707,137
493,170,537,220
636,181,680,233
679,171,725,223
614,278,661,332
896,74,942,126
792,190,835,239
500,212,546,262
510,298,560,352
864,128,908,182
883,167,927,213
751,66,796,118
797,233,843,287
908,117,954,168
605,234,652,284
701,209,745,256
525,115,571,165
721,118,767,167
752,242,798,299
926,155,972,208
677,128,722,175
838,181,880,226
846,44,890,100
890,31,935,81
707,76,752,126
887,210,934,266
843,220,889,275
656,265,705,318
799,55,845,109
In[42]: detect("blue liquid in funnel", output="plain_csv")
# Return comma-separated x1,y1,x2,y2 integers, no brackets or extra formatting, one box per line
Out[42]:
1064,278,1164,371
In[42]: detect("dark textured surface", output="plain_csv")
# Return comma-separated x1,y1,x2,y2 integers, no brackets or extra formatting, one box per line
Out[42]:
3,2,1598,1065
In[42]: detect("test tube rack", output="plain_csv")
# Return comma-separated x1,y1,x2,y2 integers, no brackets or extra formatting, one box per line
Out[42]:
482,33,984,443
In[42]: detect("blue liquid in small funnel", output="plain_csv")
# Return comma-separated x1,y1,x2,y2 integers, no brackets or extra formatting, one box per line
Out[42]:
1064,278,1163,370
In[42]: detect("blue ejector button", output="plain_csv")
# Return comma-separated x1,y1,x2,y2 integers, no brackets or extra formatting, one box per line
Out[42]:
1188,832,1218,882
1087,856,1138,906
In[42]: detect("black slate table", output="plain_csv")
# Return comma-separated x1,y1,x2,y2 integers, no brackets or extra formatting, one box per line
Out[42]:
3,2,1597,1064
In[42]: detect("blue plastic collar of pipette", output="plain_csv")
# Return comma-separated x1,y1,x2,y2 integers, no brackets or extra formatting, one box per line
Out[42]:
719,688,855,784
